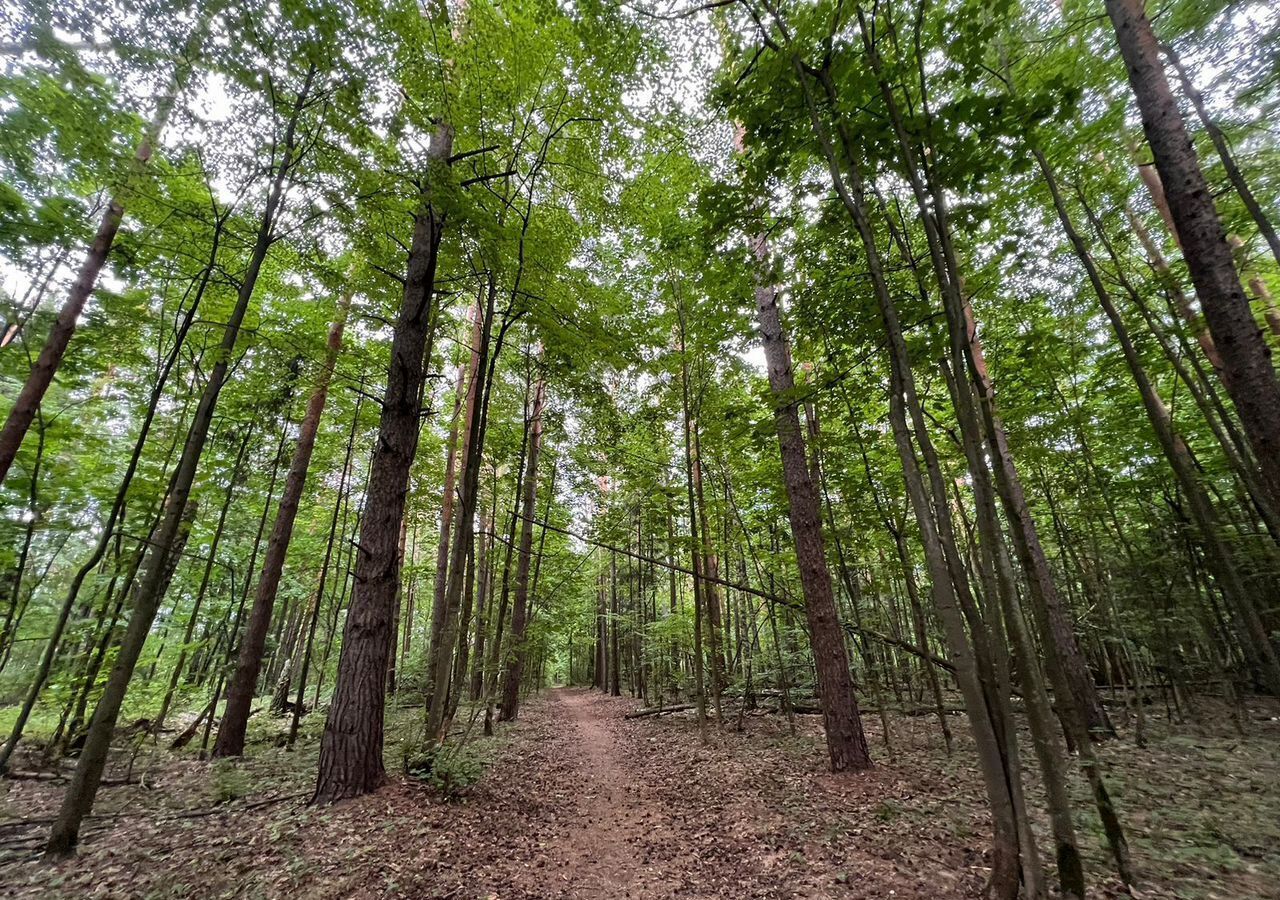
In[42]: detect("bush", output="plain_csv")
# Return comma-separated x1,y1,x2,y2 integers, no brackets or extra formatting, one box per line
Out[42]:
211,760,251,803
402,739,489,798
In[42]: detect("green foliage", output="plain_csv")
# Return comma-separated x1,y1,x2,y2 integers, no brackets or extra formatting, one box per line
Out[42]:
211,760,252,803
403,739,492,799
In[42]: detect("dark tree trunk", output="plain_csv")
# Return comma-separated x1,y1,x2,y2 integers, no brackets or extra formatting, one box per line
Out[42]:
215,292,350,757
751,229,871,774
313,123,452,803
1106,0,1280,513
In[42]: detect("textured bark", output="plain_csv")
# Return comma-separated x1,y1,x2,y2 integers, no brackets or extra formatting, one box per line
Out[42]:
1163,43,1280,270
751,229,871,774
427,276,499,741
499,375,546,721
1107,0,1280,514
44,70,314,857
215,292,350,757
313,123,452,803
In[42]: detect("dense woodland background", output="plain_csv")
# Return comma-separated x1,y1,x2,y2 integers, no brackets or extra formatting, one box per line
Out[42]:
1,0,1279,896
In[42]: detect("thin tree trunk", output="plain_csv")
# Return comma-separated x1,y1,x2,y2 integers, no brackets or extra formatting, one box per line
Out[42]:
792,63,1019,892
427,274,503,741
0,215,222,772
289,392,364,748
499,373,546,721
215,291,350,756
1039,149,1280,698
0,21,207,482
154,423,255,734
44,68,315,857
1162,43,1280,269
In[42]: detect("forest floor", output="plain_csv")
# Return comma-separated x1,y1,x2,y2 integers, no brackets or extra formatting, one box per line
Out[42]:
0,687,1278,899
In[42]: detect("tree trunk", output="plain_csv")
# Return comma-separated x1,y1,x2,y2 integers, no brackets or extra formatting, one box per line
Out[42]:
44,69,314,858
1106,0,1280,513
313,122,452,803
1038,148,1280,698
215,291,351,757
750,223,871,774
427,274,502,741
500,374,546,721
154,423,255,734
289,392,364,747
0,21,207,483
426,356,467,706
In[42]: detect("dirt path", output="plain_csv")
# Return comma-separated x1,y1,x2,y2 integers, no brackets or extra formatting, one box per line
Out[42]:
541,688,682,897
2,688,983,898
25,687,1275,898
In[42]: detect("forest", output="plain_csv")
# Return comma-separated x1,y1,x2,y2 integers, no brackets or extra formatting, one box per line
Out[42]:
0,0,1278,896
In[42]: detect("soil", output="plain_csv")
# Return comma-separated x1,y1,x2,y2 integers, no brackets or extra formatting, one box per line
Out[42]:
1,688,1277,899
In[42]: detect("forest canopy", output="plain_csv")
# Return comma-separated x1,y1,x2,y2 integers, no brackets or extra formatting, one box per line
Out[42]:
1,0,1279,897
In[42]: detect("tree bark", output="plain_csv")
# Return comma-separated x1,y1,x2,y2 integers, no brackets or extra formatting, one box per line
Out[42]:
1106,0,1280,513
313,122,453,803
215,291,351,757
499,374,546,721
750,228,871,774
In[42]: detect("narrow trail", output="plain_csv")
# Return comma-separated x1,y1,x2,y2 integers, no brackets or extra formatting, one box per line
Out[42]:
543,688,682,896
5,688,995,898
4,689,1277,899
